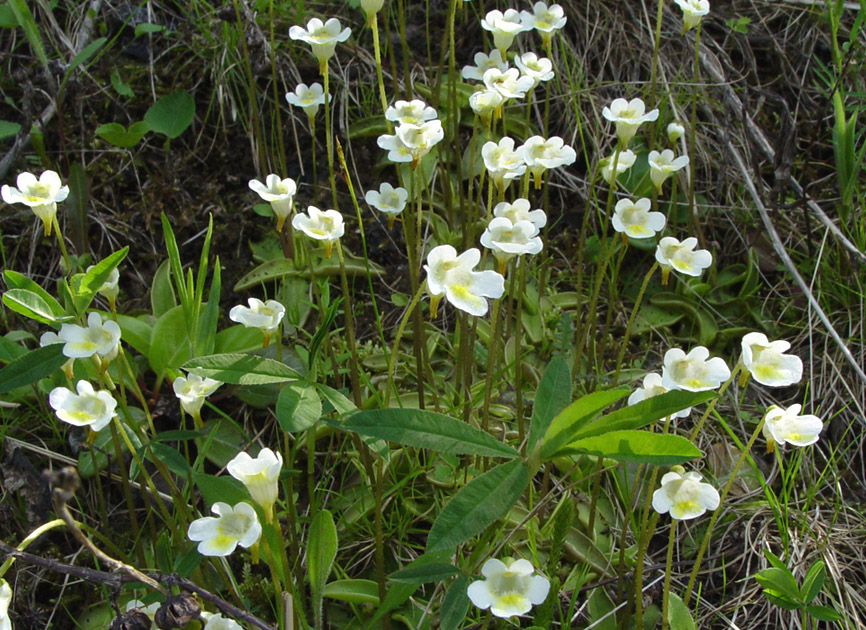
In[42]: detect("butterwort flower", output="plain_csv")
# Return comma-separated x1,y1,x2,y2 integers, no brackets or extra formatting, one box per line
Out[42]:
467,558,550,618
648,150,689,192
365,182,408,229
520,2,567,46
85,264,121,306
187,502,261,557
482,138,526,191
480,218,543,270
667,121,686,143
601,97,659,146
201,612,243,630
248,175,297,232
482,67,534,101
461,50,509,82
521,135,576,188
674,0,710,32
655,236,712,283
740,332,803,387
227,448,283,523
652,465,720,520
285,83,328,119
58,312,121,363
385,100,437,126
289,18,351,68
611,198,666,239
229,298,285,346
292,206,345,258
514,52,554,89
628,373,692,420
49,380,117,433
492,199,547,231
599,149,636,184
173,373,222,426
481,9,529,54
662,346,730,392
1,170,69,236
469,89,505,122
762,404,823,450
0,580,12,630
424,245,505,317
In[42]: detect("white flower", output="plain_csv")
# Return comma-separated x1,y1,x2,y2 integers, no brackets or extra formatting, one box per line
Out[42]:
58,312,121,361
655,236,712,282
492,199,547,231
480,9,529,54
1,170,69,236
289,18,351,67
611,198,666,239
520,2,567,43
229,298,285,334
49,380,117,432
424,245,505,317
360,0,385,16
249,174,297,232
480,218,543,267
514,52,554,89
379,121,445,165
85,264,121,304
648,150,690,192
467,558,550,618
173,373,222,421
674,0,710,32
468,89,505,121
461,50,509,82
662,346,731,392
376,132,413,163
0,580,12,630
227,448,283,522
652,466,720,520
285,82,328,119
482,138,526,191
40,330,75,379
740,333,803,387
187,502,262,557
628,373,692,419
291,206,345,257
521,135,576,187
201,612,243,630
762,404,823,448
365,182,409,229
385,100,437,126
601,97,659,146
599,149,636,184
667,121,686,142
482,67,534,100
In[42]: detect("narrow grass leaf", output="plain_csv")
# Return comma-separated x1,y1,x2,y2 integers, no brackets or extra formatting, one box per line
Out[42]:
427,460,528,552
541,389,629,460
528,356,572,451
196,256,220,356
183,353,299,385
388,562,459,584
66,161,89,254
555,430,701,465
322,579,380,605
439,575,471,630
7,0,48,68
308,510,338,630
344,409,519,459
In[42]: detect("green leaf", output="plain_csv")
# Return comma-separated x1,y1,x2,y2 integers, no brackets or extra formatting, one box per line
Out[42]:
368,552,451,626
541,389,630,460
4,271,65,314
195,255,220,357
755,567,802,601
95,121,148,149
134,22,165,37
197,419,246,468
555,430,701,465
114,314,152,357
439,575,471,630
149,306,192,378
183,353,300,385
805,605,840,622
308,510,338,630
147,443,190,476
192,472,248,507
0,120,21,140
276,383,322,432
667,593,696,630
427,460,528,552
66,161,88,254
388,562,460,584
2,288,70,325
110,69,134,97
322,579,379,605
343,409,519,459
800,560,825,604
144,91,195,139
7,0,48,68
70,248,128,315
64,37,106,82
528,356,572,451
234,256,385,292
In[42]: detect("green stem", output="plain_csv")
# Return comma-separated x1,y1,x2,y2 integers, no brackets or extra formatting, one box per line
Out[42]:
613,262,659,385
268,0,287,174
481,296,503,435
335,242,362,406
52,216,72,272
384,284,426,408
322,63,338,210
686,24,704,247
0,519,66,577
368,11,389,117
661,519,677,630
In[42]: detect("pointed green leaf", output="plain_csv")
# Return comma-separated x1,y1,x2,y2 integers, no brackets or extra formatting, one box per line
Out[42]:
0,344,66,394
528,356,572,451
439,575,471,630
2,288,70,325
308,510,338,630
183,353,299,385
556,430,701,465
276,384,322,433
541,389,629,460
388,562,460,584
667,593,696,630
71,247,128,315
800,560,825,604
322,579,379,605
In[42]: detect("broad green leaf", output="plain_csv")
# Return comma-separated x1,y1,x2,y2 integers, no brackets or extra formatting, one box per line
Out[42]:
147,442,189,476
276,384,322,432
555,430,701,465
806,605,840,622
439,575,471,630
110,69,134,97
70,248,128,315
214,325,263,354
667,593,696,630
234,256,385,291
3,271,65,316
114,314,152,356
7,0,48,68
0,120,21,140
0,336,27,362
316,383,356,417
2,288,70,325
308,510,338,630
183,353,300,385
322,579,379,605
368,551,451,626
388,562,460,584
95,121,148,149
192,472,248,507
343,409,519,459
197,419,246,468
528,356,572,451
541,389,630,460
144,91,195,139
427,460,528,552
149,306,192,378
800,560,825,604
754,567,801,601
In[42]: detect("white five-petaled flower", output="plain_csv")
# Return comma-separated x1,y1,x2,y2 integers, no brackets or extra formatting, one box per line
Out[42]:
655,236,712,283
514,52,554,90
482,67,535,101
49,380,118,432
248,174,297,232
173,373,222,423
58,312,121,362
674,0,710,32
0,579,12,630
521,135,576,188
662,346,731,392
201,612,243,630
740,332,803,387
480,9,529,54
468,89,505,121
667,121,686,143
227,448,283,523
628,373,692,420
385,100,437,126
762,404,823,449
85,264,121,304
601,97,660,146
229,298,285,341
365,182,409,229
187,502,262,557
480,217,543,268
424,245,505,317
1,170,69,236
467,558,550,618
652,465,720,520
612,198,666,239
520,2,567,45
292,206,345,258
492,199,547,231
289,18,351,68
461,50,509,82
359,0,385,17
285,83,328,119
648,150,690,192
378,121,445,165
482,138,526,190
599,149,636,184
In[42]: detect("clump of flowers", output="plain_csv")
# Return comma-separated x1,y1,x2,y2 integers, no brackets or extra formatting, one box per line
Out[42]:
248,174,297,232
365,182,409,229
292,206,345,258
1,170,69,236
187,502,262,557
467,558,550,618
652,465,720,520
49,380,118,433
655,236,712,283
612,198,666,239
424,245,505,317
